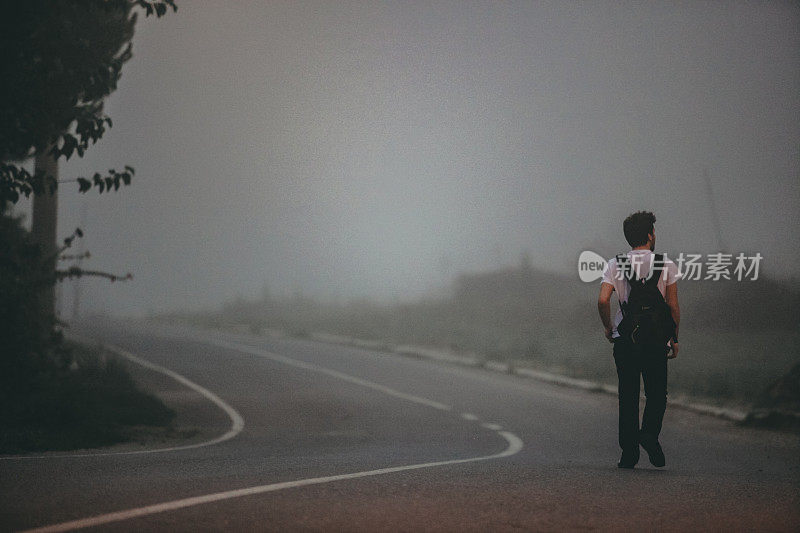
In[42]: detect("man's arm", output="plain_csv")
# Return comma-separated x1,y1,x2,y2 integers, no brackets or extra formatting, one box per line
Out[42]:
598,282,615,343
665,282,680,358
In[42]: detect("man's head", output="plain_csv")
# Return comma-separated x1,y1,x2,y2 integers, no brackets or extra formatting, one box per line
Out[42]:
623,211,656,250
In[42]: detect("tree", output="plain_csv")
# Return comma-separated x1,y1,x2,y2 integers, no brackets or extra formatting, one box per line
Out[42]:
0,0,177,320
0,205,59,377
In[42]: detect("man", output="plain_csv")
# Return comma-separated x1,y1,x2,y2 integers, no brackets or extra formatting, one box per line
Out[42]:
597,211,681,469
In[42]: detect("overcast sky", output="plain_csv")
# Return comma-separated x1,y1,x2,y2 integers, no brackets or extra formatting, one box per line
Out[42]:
18,0,799,316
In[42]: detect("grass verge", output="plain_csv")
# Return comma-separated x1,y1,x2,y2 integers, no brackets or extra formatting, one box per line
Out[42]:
0,341,175,454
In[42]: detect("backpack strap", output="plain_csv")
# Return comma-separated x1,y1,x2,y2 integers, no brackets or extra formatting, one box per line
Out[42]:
645,253,665,286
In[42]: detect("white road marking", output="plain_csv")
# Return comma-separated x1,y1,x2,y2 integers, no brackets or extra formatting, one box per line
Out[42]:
461,413,479,421
481,423,503,431
23,431,524,533
19,334,524,532
209,339,452,412
1,343,245,461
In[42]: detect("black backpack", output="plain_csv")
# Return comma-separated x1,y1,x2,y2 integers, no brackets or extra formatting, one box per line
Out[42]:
616,253,676,346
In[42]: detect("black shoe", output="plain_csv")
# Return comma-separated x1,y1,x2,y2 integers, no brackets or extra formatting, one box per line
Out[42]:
617,447,639,469
639,433,665,467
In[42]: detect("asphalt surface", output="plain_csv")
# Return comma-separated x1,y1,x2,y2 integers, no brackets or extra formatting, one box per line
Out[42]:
1,320,798,532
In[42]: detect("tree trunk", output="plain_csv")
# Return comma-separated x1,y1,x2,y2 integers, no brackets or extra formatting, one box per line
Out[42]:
31,149,59,322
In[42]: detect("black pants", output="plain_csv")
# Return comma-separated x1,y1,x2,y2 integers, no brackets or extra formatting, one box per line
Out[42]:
613,339,668,451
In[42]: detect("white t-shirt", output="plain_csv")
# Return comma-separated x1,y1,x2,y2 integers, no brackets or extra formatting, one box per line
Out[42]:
600,249,681,338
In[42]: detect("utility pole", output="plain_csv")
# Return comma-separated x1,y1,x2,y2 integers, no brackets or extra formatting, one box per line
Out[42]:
31,148,58,322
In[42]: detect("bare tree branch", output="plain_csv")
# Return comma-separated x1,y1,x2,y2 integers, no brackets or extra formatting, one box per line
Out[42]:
59,251,91,261
56,267,133,283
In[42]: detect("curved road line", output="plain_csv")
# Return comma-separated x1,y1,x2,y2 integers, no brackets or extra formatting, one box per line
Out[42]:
20,335,524,532
0,343,245,461
209,339,453,412
24,432,523,533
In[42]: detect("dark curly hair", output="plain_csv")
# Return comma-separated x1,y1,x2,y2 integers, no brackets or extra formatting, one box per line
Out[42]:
623,211,656,248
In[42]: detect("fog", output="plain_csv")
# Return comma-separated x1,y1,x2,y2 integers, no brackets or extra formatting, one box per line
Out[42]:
17,0,799,316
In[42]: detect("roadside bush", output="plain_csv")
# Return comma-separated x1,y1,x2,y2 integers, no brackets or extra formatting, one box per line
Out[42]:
0,206,63,380
0,342,175,454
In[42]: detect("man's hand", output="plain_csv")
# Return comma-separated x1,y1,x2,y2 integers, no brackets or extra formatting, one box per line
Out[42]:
668,340,679,359
604,326,614,343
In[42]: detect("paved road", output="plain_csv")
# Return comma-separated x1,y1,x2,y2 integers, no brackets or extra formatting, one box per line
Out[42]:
2,321,798,532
